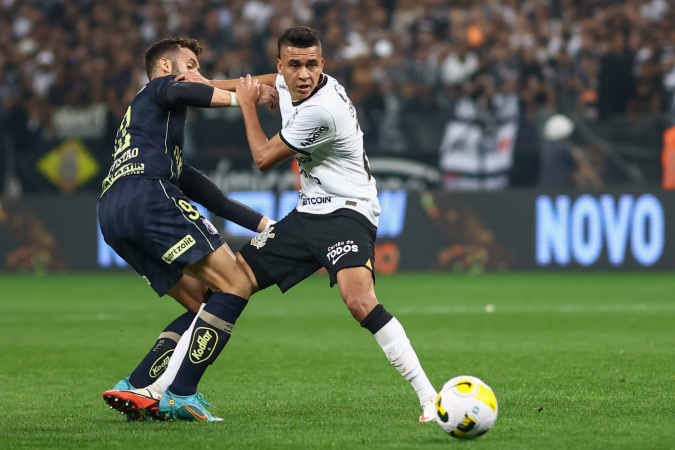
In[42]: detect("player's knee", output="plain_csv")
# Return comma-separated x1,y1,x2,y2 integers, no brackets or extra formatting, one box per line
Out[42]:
212,273,253,299
342,290,377,316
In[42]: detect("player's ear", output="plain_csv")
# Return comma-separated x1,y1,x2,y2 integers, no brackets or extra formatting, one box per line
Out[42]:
320,58,325,71
159,57,172,75
277,59,283,75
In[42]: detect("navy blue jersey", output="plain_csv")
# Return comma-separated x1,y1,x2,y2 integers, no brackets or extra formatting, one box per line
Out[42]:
101,75,210,195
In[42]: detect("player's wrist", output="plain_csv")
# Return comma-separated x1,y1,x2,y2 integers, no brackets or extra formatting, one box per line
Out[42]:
229,92,239,107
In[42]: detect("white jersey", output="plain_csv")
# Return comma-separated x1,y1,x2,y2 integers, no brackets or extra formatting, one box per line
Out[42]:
276,73,380,226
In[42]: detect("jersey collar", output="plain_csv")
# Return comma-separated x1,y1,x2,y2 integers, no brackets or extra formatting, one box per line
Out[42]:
292,74,327,107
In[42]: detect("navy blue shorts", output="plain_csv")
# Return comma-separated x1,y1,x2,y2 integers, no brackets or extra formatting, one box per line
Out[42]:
98,178,224,296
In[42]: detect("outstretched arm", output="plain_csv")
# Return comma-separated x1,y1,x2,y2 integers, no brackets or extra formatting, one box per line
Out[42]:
180,164,270,232
175,71,278,109
165,80,237,108
175,70,277,91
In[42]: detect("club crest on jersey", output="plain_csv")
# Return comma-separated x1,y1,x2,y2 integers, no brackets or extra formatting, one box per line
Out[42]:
202,217,218,235
250,226,276,249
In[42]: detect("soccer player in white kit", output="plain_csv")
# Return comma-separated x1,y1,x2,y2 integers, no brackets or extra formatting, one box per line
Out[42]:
110,27,438,423
234,27,438,422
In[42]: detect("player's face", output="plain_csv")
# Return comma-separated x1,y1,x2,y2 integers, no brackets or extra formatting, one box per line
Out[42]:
278,45,325,100
172,47,200,75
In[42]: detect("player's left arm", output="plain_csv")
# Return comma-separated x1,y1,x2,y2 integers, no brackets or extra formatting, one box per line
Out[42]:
180,164,271,232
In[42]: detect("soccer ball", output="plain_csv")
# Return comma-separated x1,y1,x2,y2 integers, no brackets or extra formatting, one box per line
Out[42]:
435,375,498,439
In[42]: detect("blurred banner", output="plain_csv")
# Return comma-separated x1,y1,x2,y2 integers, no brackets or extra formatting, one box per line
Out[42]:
1,189,673,274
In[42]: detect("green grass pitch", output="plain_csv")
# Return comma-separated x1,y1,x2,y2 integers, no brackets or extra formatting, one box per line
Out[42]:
0,272,674,449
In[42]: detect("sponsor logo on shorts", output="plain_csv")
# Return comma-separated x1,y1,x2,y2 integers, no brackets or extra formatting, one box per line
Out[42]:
302,197,332,205
300,126,329,147
326,240,359,265
250,226,275,249
149,350,173,379
162,235,196,264
202,217,218,235
189,327,218,364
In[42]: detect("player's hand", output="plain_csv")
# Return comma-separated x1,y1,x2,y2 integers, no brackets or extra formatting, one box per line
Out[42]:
257,85,279,110
235,75,260,108
175,70,211,86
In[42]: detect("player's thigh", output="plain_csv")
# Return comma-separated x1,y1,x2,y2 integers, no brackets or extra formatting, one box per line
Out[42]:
238,210,322,293
183,243,252,299
166,275,209,312
310,210,377,288
336,267,379,322
99,178,227,297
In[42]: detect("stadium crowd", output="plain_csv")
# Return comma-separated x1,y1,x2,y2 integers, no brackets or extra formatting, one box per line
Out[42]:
0,0,673,189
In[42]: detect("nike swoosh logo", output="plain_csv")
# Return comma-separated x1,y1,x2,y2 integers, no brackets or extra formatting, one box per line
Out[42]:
331,253,348,265
179,401,208,421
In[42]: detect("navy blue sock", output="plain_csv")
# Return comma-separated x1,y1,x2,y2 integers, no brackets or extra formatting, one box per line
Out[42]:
169,292,248,396
128,311,196,388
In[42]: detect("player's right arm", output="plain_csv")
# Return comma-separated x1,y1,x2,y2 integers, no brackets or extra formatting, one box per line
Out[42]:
175,70,277,91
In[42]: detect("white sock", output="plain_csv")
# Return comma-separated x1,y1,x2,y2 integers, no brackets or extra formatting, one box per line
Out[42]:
374,317,436,407
147,303,204,396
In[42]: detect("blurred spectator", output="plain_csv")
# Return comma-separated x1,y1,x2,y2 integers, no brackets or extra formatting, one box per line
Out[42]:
0,0,672,193
539,114,603,190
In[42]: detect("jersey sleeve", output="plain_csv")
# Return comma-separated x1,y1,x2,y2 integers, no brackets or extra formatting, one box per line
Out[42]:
146,75,214,108
278,105,335,156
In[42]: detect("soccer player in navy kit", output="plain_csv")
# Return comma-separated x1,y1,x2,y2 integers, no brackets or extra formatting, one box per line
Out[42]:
99,37,278,420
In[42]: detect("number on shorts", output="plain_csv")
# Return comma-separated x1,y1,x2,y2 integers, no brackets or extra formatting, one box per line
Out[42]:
178,199,200,220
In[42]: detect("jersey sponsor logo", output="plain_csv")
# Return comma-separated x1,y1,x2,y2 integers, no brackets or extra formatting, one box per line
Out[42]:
250,226,276,249
296,155,312,164
326,240,359,265
101,162,145,194
189,327,218,364
162,234,196,263
202,217,218,235
148,350,173,379
278,82,290,92
300,126,329,147
109,147,139,172
302,196,332,205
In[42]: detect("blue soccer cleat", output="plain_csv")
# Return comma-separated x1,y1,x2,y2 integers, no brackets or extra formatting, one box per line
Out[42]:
111,375,135,392
159,390,223,422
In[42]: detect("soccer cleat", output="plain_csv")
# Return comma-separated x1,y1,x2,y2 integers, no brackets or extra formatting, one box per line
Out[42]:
419,397,438,422
111,375,135,392
159,390,223,422
103,388,163,421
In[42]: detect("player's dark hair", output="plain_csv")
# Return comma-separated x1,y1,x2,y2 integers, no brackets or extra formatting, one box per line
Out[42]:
145,38,202,79
277,26,321,58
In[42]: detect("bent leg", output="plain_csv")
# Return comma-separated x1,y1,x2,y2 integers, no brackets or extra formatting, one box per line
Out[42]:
126,275,211,388
336,267,379,321
166,274,210,312
337,267,436,415
153,244,254,397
